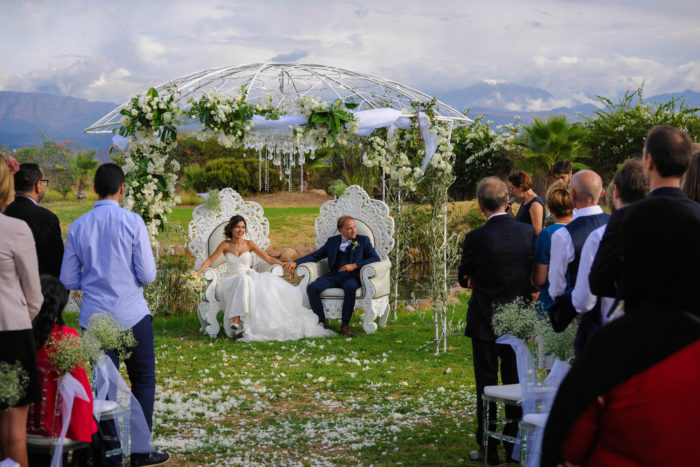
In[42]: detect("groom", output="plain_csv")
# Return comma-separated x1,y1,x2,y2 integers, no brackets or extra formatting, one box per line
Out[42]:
284,215,379,337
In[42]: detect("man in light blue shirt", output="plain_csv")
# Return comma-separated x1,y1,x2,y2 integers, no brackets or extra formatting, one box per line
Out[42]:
60,163,168,466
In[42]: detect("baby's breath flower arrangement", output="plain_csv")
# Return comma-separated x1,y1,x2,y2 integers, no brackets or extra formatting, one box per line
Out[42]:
492,298,542,340
83,313,136,360
47,334,90,376
541,318,577,362
0,361,29,409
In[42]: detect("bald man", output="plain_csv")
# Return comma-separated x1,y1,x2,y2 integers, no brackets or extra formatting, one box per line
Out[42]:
548,170,610,357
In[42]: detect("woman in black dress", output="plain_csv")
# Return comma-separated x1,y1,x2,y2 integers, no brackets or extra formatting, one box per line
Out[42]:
509,170,545,235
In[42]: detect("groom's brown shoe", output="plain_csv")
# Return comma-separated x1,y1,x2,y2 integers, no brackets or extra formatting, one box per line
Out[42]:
339,324,355,337
323,319,330,330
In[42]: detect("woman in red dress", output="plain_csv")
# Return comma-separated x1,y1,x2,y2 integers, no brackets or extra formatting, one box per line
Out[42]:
27,275,97,443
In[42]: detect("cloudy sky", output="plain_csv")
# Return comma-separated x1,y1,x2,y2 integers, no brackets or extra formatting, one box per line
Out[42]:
1,0,699,110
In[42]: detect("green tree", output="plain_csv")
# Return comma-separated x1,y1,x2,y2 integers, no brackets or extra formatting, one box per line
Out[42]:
583,87,700,180
65,151,98,200
517,115,588,176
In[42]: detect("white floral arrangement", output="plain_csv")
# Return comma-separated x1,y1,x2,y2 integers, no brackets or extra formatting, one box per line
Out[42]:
121,137,181,248
492,297,542,340
82,313,137,360
362,101,453,192
0,361,28,409
47,333,90,376
182,271,207,297
117,86,184,248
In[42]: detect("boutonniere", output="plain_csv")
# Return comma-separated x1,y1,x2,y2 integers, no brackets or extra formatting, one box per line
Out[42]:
351,240,359,251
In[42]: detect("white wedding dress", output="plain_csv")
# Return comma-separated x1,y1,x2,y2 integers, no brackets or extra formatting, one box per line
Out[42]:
219,251,334,342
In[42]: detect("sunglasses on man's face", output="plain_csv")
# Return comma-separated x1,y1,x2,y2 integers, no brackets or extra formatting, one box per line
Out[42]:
39,179,49,187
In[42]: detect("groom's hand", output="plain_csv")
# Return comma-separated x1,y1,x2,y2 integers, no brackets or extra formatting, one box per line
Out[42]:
283,261,297,279
338,263,358,273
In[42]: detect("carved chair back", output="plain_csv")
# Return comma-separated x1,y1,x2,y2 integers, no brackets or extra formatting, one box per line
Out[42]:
314,185,394,260
188,188,271,272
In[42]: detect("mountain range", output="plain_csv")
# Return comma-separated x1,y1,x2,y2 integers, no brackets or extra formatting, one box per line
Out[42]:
1,84,699,149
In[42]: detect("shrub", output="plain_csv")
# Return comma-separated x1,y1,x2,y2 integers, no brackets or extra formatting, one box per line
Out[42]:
183,157,284,195
144,251,198,316
583,87,700,180
450,117,523,200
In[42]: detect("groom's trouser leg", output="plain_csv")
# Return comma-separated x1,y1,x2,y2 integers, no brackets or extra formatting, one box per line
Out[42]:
340,275,360,325
307,275,339,323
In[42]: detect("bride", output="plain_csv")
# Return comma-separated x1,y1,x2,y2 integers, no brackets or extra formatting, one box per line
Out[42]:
196,215,334,341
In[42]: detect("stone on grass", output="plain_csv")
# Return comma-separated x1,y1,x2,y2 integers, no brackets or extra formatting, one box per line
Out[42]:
279,248,299,262
296,246,315,256
267,249,282,258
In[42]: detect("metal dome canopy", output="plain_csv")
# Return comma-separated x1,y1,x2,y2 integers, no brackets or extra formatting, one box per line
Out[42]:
84,63,471,134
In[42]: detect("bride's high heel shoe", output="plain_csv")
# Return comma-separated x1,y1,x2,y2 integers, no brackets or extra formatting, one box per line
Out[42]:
231,322,243,337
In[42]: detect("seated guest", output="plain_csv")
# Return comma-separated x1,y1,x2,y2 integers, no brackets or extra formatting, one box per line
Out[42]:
28,275,97,443
509,171,545,235
532,181,573,314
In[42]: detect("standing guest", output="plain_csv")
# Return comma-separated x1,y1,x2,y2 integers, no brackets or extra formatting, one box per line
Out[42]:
681,143,700,202
59,163,169,466
548,170,609,358
551,159,573,184
5,163,64,278
541,128,700,467
458,177,535,465
0,154,43,467
591,128,694,302
532,181,573,314
508,171,545,235
572,159,647,325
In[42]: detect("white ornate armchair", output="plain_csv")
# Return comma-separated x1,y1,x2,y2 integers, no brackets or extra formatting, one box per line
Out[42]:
188,188,283,338
296,185,395,333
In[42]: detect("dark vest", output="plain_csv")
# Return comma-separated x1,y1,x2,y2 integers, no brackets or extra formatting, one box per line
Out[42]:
565,212,610,290
565,212,610,354
334,246,353,272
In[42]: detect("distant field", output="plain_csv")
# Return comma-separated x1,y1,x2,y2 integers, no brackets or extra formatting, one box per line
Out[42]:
47,200,320,250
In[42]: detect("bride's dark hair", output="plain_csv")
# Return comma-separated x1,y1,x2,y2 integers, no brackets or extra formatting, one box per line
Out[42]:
224,215,247,239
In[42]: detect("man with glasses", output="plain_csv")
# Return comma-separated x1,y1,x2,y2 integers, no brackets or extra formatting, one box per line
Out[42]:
5,163,64,277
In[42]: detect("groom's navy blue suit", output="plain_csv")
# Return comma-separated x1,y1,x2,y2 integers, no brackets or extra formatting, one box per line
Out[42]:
296,234,379,325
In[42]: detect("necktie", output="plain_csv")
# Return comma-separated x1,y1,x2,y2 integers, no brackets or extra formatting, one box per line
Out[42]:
339,238,351,252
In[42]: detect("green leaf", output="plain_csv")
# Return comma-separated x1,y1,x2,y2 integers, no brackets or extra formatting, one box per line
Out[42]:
344,102,359,110
310,113,328,124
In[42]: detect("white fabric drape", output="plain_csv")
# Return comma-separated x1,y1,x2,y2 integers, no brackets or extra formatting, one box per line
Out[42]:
92,353,155,455
51,374,90,467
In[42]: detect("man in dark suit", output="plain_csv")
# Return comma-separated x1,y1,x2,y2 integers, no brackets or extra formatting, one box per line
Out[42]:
5,163,64,277
284,215,379,337
590,125,696,304
458,177,535,464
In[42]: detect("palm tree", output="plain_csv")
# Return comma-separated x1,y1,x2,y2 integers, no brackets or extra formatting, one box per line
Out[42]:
517,115,588,175
65,151,99,200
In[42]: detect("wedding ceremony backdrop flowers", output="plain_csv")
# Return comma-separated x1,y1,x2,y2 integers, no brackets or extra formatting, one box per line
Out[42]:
85,64,470,348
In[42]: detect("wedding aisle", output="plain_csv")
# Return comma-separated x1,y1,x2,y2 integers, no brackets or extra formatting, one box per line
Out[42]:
65,299,481,465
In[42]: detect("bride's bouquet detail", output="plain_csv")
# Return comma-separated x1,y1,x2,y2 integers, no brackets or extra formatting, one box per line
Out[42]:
183,271,207,297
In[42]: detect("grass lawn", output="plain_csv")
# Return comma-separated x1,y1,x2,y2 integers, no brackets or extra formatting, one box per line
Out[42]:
47,201,320,250
63,297,487,466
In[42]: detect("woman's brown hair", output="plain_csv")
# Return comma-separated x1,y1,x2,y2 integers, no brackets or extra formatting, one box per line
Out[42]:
224,215,247,239
508,171,533,191
545,181,573,218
